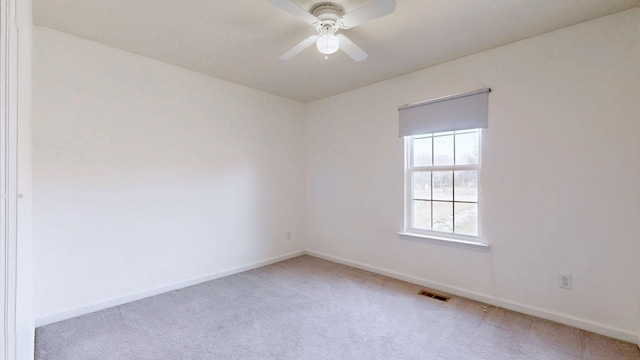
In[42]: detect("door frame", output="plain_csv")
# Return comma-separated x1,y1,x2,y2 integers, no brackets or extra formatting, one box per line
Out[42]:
1,0,20,358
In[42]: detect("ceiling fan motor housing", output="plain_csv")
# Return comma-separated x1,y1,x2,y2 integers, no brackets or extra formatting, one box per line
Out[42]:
311,2,344,30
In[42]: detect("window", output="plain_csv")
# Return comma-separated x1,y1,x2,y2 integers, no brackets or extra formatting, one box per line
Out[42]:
397,88,490,247
405,129,481,239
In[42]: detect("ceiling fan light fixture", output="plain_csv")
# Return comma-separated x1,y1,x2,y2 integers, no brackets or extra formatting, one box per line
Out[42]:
316,27,339,55
271,0,396,61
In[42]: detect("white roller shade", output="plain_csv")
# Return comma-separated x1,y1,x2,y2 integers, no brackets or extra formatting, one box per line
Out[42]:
398,89,491,137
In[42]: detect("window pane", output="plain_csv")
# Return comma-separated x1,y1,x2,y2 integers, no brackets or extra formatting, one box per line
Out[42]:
433,201,453,232
455,131,479,165
413,137,432,167
432,171,453,201
412,172,431,200
412,200,431,230
454,170,478,202
433,134,454,166
454,203,478,236
405,129,482,238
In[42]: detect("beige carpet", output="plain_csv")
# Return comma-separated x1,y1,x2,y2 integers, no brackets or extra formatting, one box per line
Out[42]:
36,255,640,359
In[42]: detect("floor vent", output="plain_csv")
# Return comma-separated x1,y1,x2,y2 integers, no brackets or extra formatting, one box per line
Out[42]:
418,289,451,302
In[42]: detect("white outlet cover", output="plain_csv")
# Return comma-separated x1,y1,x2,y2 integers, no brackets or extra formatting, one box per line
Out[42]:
558,274,572,290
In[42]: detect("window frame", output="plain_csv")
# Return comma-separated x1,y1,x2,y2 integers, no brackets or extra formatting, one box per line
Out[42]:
401,129,488,249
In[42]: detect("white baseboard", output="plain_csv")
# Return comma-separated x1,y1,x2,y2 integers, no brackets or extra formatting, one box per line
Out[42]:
305,250,639,344
35,250,305,327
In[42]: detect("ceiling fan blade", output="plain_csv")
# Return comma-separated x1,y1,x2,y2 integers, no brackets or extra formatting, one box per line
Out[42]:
336,34,368,62
280,35,318,60
269,0,319,25
338,0,396,28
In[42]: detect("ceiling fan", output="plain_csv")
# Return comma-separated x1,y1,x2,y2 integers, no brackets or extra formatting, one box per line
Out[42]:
269,0,396,61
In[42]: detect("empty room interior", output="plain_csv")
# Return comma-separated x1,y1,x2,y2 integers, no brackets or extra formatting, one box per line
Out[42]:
3,0,640,359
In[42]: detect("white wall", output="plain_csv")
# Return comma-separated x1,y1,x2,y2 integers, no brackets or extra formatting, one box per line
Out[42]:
305,8,640,342
33,28,306,323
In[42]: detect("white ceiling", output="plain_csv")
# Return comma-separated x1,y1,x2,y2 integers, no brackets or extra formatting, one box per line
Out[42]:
34,0,639,103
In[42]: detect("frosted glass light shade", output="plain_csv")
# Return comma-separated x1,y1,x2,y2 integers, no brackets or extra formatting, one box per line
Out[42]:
316,29,339,55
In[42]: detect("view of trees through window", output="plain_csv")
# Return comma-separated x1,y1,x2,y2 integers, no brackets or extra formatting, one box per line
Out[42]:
408,129,480,236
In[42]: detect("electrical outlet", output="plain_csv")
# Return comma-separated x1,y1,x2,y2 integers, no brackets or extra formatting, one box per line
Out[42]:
287,232,291,240
558,274,572,290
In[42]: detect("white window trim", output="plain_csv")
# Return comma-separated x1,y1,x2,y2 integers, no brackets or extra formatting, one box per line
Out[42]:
397,232,489,251
400,131,489,251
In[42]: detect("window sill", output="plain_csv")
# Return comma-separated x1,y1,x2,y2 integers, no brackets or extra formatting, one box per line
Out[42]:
397,232,490,251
